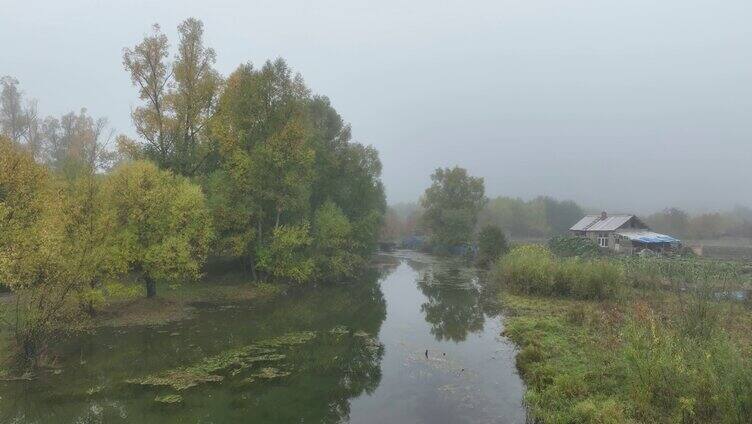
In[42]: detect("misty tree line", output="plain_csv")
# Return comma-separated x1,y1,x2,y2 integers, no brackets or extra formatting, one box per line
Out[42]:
0,18,385,362
383,184,752,244
383,193,585,243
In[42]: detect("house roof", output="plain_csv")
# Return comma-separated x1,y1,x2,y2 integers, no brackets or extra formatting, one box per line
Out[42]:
570,215,600,231
616,230,680,244
570,214,634,232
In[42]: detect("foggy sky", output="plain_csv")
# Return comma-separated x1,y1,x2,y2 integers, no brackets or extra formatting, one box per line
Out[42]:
2,0,750,213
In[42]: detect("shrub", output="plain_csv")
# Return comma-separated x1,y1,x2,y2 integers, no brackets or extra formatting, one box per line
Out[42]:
476,224,508,268
548,235,601,258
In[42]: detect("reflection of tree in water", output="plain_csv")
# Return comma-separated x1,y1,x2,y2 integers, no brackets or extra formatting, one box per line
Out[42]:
416,264,487,342
0,268,391,424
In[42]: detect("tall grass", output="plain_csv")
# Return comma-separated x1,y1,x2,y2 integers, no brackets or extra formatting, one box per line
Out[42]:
623,301,752,423
494,245,623,300
620,256,749,290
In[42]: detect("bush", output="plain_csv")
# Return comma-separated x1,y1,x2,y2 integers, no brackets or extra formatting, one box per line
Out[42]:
548,235,601,258
476,224,508,268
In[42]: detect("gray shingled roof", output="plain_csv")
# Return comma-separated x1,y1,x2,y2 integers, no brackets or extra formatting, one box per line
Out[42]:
570,214,634,232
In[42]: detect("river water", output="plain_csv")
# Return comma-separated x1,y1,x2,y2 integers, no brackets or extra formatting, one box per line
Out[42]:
0,251,525,423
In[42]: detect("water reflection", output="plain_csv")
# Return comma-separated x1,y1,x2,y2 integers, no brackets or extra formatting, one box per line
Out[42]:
0,267,392,424
411,259,495,342
0,255,525,424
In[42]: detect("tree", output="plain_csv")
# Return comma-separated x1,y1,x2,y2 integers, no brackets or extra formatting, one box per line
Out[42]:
421,167,487,250
312,201,362,281
539,196,584,235
476,225,508,268
123,19,222,176
106,161,213,297
248,119,315,229
0,137,87,361
122,24,172,167
169,18,222,175
645,207,689,238
40,109,115,175
0,76,26,143
256,223,314,283
207,60,313,272
206,59,385,281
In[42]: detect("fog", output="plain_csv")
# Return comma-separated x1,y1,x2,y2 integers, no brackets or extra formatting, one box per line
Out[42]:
2,0,750,213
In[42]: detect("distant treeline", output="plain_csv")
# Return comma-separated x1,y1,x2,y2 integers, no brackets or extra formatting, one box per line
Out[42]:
384,199,752,242
644,207,752,240
382,196,582,241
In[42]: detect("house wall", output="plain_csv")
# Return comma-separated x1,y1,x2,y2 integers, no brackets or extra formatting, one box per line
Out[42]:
581,231,633,253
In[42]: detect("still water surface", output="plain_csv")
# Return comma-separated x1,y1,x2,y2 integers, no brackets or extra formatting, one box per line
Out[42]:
0,251,525,423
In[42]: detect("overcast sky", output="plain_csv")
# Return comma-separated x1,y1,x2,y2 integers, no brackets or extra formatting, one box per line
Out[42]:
2,0,750,213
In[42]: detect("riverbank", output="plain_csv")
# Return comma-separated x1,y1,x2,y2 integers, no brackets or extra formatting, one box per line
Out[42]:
94,278,284,327
500,286,752,423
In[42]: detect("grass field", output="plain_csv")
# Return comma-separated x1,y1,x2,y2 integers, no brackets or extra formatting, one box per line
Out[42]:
495,246,752,423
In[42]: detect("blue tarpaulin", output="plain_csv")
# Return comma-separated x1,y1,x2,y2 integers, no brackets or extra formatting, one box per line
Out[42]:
616,230,680,244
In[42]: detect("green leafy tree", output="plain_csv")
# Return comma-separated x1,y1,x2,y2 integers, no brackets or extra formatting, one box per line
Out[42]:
106,161,213,297
256,223,314,283
207,61,311,267
205,59,385,281
421,166,487,250
312,201,362,281
476,225,508,268
307,97,386,254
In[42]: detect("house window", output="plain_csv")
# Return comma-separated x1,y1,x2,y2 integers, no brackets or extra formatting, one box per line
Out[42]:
598,234,608,248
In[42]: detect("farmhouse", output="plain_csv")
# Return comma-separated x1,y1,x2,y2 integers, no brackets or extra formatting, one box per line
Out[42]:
569,212,680,254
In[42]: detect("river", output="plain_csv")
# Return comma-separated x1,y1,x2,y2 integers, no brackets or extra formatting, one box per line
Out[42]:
0,251,526,423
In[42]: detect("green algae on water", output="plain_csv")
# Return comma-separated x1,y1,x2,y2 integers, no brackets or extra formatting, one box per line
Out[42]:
244,367,292,384
155,393,183,404
127,331,316,391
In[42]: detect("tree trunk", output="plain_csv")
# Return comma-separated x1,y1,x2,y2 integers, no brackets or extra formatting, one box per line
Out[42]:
249,254,258,281
145,275,157,298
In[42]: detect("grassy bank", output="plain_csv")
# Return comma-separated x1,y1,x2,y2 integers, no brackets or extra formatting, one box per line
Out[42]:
92,276,284,327
496,246,752,423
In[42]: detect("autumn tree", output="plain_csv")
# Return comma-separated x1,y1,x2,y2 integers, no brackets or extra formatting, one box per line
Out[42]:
123,19,221,176
421,166,487,251
106,161,213,297
122,24,172,166
0,137,89,361
170,18,222,175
